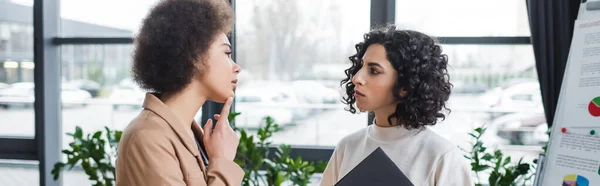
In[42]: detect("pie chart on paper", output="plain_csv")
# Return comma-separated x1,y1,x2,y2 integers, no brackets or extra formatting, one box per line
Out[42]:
588,97,600,117
562,174,589,186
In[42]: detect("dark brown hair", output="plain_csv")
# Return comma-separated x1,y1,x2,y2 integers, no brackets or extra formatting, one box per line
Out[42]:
341,26,452,129
132,0,234,94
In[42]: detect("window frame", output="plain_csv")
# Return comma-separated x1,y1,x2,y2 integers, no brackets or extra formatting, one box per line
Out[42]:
42,0,387,167
0,1,536,186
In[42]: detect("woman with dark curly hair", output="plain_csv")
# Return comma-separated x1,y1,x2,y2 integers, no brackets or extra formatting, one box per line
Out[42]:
115,0,243,185
320,26,473,186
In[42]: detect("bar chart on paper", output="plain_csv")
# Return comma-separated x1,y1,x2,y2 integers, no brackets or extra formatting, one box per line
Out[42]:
562,174,589,186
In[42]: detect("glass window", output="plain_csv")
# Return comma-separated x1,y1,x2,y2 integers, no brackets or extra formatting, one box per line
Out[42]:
433,44,544,165
234,0,371,146
0,159,93,186
0,160,39,186
395,0,531,37
59,44,205,155
60,0,161,37
0,1,36,180
0,22,9,57
511,94,533,101
0,0,34,138
60,44,139,149
10,24,33,57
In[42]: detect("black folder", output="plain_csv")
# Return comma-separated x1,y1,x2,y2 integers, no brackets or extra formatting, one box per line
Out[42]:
335,147,414,186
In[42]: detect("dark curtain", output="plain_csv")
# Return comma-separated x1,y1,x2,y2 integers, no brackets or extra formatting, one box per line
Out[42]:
526,0,581,127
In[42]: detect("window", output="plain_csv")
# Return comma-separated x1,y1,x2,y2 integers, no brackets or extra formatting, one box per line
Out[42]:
0,0,37,183
234,0,371,146
59,44,206,184
0,22,9,56
396,0,544,166
0,1,35,138
60,44,139,146
395,0,531,37
0,159,95,186
511,94,533,101
10,24,33,57
59,43,205,156
0,160,39,186
439,45,542,145
60,0,161,37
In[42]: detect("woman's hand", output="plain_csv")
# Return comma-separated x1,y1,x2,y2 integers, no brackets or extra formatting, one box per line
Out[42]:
203,97,239,161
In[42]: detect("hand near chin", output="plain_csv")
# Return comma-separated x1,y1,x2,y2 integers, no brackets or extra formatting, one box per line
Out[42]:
202,97,239,161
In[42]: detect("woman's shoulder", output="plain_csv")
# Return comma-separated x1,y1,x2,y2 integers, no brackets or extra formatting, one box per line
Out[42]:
413,127,460,156
129,109,170,129
121,110,173,144
335,127,369,149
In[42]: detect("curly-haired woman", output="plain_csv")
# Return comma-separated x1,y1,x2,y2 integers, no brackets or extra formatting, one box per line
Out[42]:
320,26,473,186
115,0,243,185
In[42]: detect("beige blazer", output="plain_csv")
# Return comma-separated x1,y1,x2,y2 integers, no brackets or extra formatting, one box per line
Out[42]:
116,93,244,186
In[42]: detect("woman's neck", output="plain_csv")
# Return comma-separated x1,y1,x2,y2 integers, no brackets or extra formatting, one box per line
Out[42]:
160,85,206,129
373,106,398,127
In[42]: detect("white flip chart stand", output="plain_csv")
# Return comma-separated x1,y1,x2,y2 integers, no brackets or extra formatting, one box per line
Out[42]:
534,1,600,185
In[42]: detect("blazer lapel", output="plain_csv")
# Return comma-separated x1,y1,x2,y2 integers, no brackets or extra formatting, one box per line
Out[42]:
141,93,202,164
192,121,208,173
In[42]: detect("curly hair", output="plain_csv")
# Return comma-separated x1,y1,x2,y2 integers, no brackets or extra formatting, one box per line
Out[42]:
341,26,452,130
132,0,233,94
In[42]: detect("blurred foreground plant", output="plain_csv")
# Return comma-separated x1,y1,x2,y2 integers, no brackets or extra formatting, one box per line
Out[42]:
51,126,121,186
462,126,534,186
51,112,326,186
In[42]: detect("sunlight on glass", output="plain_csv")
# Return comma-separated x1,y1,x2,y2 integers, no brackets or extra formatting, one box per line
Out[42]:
235,0,371,146
396,0,531,36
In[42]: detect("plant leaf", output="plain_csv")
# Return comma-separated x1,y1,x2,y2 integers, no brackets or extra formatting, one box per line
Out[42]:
74,126,83,139
503,156,512,167
92,131,102,139
482,153,494,161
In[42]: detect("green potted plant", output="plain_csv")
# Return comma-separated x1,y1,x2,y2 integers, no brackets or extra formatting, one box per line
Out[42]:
51,126,121,186
52,112,326,186
232,116,327,186
462,126,535,186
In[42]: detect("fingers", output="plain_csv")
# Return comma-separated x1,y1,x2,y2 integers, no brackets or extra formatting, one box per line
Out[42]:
213,114,229,131
203,119,213,141
219,97,233,119
214,97,233,131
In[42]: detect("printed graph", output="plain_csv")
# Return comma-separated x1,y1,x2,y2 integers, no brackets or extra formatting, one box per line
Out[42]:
563,174,589,186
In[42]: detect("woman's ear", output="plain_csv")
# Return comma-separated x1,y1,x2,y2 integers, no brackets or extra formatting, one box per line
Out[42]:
399,88,408,97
